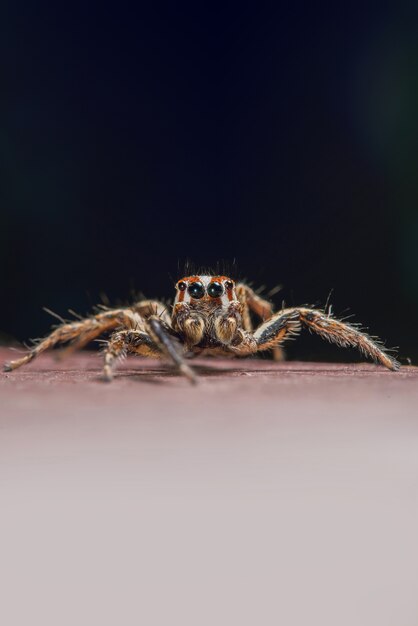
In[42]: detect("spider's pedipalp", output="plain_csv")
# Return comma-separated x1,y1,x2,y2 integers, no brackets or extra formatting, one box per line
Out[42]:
4,274,400,380
252,307,400,370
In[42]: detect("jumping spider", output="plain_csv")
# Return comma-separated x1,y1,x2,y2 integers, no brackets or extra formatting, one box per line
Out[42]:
4,275,399,382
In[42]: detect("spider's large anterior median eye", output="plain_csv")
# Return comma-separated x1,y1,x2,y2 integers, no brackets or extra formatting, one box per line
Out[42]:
207,282,223,298
188,282,205,299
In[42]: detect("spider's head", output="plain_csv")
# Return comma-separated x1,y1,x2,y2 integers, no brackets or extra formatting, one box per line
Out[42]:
172,275,242,347
174,275,237,308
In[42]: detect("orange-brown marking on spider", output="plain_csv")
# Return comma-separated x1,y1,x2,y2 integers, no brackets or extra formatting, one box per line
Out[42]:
225,280,235,302
4,274,400,382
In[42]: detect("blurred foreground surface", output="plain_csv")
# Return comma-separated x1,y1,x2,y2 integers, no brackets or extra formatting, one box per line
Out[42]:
1,348,418,626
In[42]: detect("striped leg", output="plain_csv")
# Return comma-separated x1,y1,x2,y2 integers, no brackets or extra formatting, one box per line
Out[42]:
102,329,161,381
132,300,171,325
4,308,144,372
252,307,399,370
236,283,285,361
146,316,197,384
59,300,169,359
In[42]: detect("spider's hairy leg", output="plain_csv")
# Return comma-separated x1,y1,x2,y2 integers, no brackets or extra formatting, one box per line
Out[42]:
59,300,169,359
146,315,198,384
252,307,400,371
132,300,171,325
102,329,160,382
3,308,144,372
236,283,285,361
103,332,128,382
236,283,274,327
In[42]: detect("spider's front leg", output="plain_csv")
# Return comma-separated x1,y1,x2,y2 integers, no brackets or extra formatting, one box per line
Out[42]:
146,316,198,384
235,307,400,370
102,329,161,381
102,321,197,383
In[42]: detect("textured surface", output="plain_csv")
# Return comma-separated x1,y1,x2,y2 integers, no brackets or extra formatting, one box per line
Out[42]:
1,348,418,626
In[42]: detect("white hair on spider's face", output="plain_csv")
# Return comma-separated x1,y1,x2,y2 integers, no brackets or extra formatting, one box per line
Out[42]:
4,271,400,380
174,275,237,308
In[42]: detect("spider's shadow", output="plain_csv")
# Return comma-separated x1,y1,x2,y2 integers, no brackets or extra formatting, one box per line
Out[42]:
101,362,258,385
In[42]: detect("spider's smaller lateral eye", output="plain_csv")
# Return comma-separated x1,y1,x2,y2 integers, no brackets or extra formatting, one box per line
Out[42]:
177,281,187,291
207,282,223,297
225,280,234,290
188,282,205,299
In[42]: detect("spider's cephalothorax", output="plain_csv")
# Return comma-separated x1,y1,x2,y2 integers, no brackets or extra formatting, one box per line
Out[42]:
4,274,400,383
171,275,244,350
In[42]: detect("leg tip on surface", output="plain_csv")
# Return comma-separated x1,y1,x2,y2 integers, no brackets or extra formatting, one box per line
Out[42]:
179,363,198,385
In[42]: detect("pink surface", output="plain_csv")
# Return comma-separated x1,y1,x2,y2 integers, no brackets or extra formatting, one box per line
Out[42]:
1,348,418,626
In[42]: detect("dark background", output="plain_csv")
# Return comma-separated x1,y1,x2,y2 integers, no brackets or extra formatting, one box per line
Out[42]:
1,3,417,362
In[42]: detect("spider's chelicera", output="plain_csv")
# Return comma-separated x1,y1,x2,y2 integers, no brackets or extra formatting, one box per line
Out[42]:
4,274,400,383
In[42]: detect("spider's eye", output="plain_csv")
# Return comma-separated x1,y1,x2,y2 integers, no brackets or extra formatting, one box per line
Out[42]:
188,282,205,299
177,281,187,291
225,280,234,290
207,282,223,298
